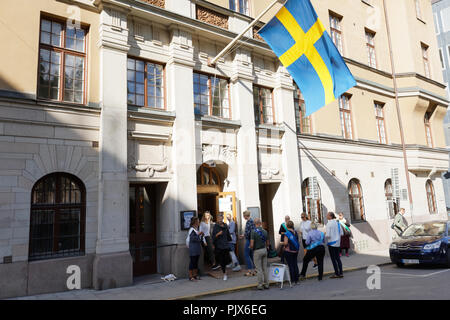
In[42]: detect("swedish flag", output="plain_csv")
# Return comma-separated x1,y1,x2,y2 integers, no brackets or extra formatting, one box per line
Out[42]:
259,0,356,116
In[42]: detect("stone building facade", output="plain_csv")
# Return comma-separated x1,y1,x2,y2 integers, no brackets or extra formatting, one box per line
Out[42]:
0,0,448,298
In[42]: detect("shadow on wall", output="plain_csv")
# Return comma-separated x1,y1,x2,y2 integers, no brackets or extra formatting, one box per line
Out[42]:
299,139,381,244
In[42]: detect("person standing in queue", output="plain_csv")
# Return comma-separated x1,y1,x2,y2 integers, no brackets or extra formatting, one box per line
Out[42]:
212,214,232,280
283,220,300,285
326,212,344,278
239,210,256,276
250,218,270,290
300,222,325,281
226,213,241,272
187,217,204,281
278,215,291,264
200,211,218,270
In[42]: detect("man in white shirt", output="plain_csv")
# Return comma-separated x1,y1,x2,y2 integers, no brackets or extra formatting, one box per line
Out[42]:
325,212,344,278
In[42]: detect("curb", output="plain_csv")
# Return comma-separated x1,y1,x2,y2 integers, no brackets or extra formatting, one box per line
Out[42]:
169,261,393,300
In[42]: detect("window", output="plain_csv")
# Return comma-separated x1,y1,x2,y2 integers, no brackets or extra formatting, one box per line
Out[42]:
385,179,398,219
127,58,165,109
193,72,230,119
424,112,433,147
442,7,450,32
29,173,85,261
421,43,431,78
197,164,222,188
229,0,249,15
439,48,445,70
415,0,422,20
374,102,387,144
434,13,440,35
339,95,353,139
329,13,343,54
294,84,311,134
426,180,437,214
38,17,87,104
302,178,323,224
348,179,365,221
365,29,377,68
253,85,274,125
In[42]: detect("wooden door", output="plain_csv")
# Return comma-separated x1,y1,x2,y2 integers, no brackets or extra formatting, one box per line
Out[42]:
129,185,157,276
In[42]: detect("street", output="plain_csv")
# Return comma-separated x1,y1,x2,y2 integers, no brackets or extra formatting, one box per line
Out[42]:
200,264,450,300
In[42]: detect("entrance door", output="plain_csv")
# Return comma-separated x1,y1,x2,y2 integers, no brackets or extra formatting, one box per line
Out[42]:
129,185,157,276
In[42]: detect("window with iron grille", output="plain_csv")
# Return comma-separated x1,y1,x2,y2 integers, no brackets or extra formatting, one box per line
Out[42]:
329,13,343,54
127,58,165,109
365,29,377,68
294,83,311,134
193,72,230,119
374,102,387,144
426,180,437,214
253,85,274,125
38,17,88,104
229,0,249,15
29,173,85,261
339,95,353,139
348,179,365,221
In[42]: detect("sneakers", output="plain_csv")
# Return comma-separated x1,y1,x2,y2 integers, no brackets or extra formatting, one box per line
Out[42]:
226,263,233,268
313,264,318,269
212,265,221,271
223,274,228,281
232,265,242,272
299,275,306,281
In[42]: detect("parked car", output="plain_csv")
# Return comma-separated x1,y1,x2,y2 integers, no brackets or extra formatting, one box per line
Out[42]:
389,220,450,267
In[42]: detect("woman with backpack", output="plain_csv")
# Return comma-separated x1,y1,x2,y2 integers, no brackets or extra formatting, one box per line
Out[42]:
282,220,300,285
187,217,204,281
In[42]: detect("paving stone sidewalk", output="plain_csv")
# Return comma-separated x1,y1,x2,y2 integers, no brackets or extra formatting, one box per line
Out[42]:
11,250,391,300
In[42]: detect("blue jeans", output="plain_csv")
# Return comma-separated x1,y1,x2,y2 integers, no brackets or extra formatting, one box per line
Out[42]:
328,245,343,276
245,239,255,270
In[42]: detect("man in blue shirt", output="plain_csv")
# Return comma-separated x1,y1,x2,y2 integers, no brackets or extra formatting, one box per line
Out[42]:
299,222,325,281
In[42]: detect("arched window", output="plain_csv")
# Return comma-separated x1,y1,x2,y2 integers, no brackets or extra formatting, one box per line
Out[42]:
348,179,365,221
385,179,398,219
301,178,323,224
29,173,85,261
426,180,437,214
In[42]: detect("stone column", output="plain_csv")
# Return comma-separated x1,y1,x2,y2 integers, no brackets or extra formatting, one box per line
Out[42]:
231,50,261,228
272,66,302,227
93,5,132,290
163,25,198,277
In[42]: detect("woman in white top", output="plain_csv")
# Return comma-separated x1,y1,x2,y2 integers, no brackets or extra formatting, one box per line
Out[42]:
200,211,218,269
300,212,317,268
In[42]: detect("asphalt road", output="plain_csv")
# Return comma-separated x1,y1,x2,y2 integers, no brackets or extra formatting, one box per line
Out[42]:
200,264,450,300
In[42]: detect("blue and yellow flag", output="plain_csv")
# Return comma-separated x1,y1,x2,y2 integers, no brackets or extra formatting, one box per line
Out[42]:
259,0,356,116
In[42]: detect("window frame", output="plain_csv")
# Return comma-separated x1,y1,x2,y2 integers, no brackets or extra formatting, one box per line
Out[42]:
374,102,387,144
37,15,89,105
294,84,311,134
421,43,431,78
329,12,344,55
424,112,434,148
29,172,86,261
229,0,250,16
365,29,377,69
348,179,365,222
301,178,323,225
127,56,167,110
193,71,232,119
253,84,275,125
339,94,354,140
384,179,398,219
426,180,437,214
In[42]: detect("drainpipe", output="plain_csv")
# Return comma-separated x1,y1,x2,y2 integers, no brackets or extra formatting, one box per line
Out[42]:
382,0,414,223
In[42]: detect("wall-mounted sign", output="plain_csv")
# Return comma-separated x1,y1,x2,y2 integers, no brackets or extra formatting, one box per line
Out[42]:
180,210,197,231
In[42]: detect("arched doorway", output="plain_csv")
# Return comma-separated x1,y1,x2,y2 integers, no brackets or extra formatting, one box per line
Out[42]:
196,163,236,223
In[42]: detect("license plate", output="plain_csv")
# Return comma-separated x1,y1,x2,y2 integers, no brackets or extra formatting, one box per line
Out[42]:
402,259,419,264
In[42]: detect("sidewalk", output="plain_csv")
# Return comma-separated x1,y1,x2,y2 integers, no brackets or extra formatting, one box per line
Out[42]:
11,250,391,300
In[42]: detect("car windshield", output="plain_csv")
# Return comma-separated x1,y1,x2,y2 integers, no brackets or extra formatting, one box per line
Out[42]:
402,222,446,237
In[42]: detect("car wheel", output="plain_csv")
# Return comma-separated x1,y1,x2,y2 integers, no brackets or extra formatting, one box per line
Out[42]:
396,262,404,268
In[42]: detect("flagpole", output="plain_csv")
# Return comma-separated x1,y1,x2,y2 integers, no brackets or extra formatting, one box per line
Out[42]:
208,0,284,66
382,0,414,223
